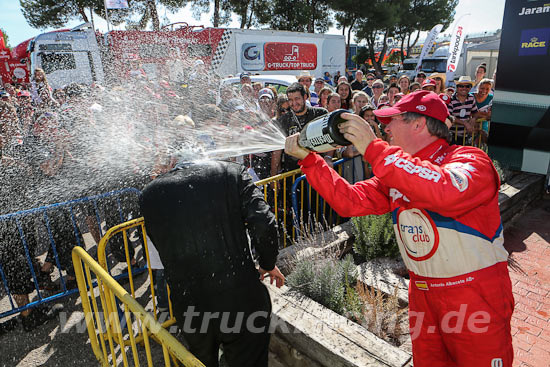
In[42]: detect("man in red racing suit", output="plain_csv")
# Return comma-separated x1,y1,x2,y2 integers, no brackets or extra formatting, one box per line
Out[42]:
284,90,514,367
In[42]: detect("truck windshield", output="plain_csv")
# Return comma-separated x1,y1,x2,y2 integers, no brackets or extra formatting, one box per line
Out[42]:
421,59,447,73
402,62,416,70
40,53,76,74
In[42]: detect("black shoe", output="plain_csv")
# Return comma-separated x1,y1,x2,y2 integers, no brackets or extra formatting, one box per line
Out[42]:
21,304,64,332
0,318,18,336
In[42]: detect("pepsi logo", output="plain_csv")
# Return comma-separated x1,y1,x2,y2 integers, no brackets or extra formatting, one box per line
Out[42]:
416,105,426,112
447,64,456,72
396,208,439,261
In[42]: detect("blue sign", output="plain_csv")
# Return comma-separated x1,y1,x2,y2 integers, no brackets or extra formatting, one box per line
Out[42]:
519,28,550,56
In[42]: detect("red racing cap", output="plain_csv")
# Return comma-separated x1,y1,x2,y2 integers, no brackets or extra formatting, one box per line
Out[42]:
421,78,437,88
373,90,449,125
439,93,451,105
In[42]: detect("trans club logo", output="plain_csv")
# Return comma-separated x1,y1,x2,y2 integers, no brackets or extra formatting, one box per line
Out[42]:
519,28,550,56
396,208,439,261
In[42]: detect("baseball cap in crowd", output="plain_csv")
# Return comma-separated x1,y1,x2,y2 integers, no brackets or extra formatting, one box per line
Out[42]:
373,90,449,125
17,90,31,97
421,79,437,89
258,88,274,100
314,77,325,84
439,93,451,105
239,72,250,80
417,72,427,78
0,90,10,98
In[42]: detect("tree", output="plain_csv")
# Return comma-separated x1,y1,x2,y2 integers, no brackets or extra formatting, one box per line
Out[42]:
352,46,369,68
395,0,458,62
188,0,232,27
334,11,358,70
20,0,100,28
353,0,408,76
229,0,271,29
255,0,331,33
110,0,191,31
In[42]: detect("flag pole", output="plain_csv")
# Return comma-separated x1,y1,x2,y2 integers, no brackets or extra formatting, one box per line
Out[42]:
103,0,111,32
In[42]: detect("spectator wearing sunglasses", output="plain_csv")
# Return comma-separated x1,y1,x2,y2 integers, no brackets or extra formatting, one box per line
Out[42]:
361,72,376,98
448,76,480,144
370,79,385,108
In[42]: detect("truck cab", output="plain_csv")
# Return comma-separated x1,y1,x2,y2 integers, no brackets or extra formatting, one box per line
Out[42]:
398,58,419,79
28,23,104,89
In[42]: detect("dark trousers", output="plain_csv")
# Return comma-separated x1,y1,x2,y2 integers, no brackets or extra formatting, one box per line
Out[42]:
176,281,271,367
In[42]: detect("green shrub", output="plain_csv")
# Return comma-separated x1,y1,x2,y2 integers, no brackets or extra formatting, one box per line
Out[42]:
351,213,399,262
287,255,357,315
492,159,510,184
287,255,408,344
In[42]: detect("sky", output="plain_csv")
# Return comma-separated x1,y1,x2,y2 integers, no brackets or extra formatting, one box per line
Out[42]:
1,0,506,47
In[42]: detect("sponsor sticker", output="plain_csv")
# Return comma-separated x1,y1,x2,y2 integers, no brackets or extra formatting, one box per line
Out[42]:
444,162,475,192
264,43,317,70
518,4,550,16
396,208,440,261
241,43,265,71
518,28,550,56
383,154,442,182
389,188,410,203
415,281,429,290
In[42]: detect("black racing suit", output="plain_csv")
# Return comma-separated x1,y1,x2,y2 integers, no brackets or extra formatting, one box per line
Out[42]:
139,160,279,367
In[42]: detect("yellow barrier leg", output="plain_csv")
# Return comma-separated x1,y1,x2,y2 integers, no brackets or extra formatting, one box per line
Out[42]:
72,250,108,366
84,262,110,364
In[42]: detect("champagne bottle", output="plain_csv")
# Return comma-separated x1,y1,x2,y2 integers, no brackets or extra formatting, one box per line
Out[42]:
298,109,352,153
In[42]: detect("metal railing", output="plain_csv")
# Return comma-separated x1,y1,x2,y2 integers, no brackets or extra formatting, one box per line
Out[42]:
96,218,177,331
450,119,490,151
72,246,204,366
0,188,140,320
254,156,365,246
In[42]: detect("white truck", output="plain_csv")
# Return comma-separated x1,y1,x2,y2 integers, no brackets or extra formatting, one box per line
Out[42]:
27,23,105,89
20,23,346,89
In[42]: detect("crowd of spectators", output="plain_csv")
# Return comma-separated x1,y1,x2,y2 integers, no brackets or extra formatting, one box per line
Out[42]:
0,58,494,334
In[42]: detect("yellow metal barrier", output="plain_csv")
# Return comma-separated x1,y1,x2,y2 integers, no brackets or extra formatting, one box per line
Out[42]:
255,168,302,247
450,120,489,152
72,246,204,366
96,218,176,331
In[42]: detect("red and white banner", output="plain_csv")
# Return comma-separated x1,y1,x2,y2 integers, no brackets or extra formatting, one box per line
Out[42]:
264,43,317,70
105,0,129,9
446,14,469,84
415,24,443,76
